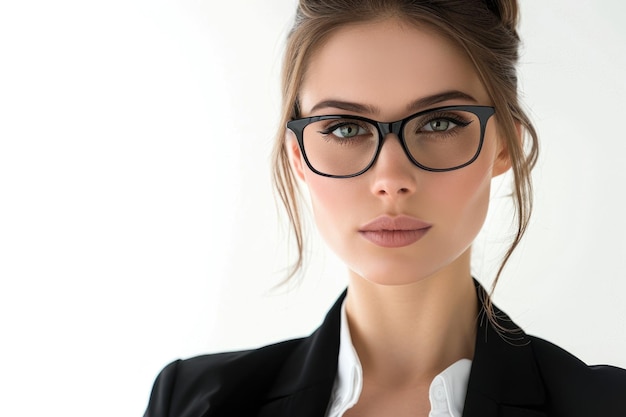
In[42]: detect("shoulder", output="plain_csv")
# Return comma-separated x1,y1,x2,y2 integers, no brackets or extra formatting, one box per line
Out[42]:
144,293,345,417
174,337,306,384
144,338,305,417
470,283,626,417
528,335,626,415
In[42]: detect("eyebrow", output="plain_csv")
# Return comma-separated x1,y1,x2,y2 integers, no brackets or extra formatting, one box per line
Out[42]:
308,90,478,115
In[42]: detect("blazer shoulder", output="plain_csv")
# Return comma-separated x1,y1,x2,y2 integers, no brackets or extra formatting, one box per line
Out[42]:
144,292,346,417
529,335,626,415
144,338,305,417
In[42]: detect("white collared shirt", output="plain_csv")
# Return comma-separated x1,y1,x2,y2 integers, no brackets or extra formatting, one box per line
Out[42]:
325,300,473,417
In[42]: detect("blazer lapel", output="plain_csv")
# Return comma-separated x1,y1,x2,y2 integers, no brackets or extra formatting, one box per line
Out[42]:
256,292,346,417
463,284,547,417
253,284,549,417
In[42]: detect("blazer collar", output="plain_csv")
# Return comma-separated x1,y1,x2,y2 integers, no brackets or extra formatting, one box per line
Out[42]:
260,283,548,417
258,292,345,417
462,283,547,417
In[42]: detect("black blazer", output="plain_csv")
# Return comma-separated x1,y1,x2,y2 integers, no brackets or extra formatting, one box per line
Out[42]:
144,287,626,417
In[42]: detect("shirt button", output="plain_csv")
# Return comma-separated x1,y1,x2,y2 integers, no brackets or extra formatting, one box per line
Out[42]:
436,386,446,400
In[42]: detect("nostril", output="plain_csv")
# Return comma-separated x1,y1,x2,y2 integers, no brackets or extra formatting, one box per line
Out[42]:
376,186,411,196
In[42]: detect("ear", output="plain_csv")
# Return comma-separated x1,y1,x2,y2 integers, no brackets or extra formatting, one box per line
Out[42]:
491,121,519,178
285,129,307,182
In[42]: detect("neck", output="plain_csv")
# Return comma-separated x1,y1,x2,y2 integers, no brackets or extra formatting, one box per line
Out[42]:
345,253,479,387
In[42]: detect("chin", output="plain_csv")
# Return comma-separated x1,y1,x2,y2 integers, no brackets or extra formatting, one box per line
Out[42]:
349,262,443,287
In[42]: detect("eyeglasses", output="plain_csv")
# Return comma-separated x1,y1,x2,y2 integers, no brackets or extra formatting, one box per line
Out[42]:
287,105,495,178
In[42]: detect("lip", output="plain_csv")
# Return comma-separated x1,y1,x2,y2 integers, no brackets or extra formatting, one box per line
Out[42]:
358,215,432,248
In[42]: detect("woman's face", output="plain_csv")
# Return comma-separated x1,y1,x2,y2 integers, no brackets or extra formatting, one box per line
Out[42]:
287,18,510,286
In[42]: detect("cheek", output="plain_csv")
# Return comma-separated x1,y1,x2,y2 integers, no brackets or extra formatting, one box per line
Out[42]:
424,146,496,238
458,167,493,230
303,173,359,237
305,173,337,213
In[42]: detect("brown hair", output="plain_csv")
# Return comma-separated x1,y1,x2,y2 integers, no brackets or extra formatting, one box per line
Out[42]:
271,0,538,320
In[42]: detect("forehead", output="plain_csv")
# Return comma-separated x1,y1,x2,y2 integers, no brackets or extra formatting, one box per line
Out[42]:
299,18,489,118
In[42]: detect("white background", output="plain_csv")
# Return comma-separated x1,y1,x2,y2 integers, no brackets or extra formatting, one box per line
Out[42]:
1,1,625,416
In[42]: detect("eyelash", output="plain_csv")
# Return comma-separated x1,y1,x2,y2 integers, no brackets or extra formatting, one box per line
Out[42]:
417,113,471,130
318,120,372,136
317,114,471,139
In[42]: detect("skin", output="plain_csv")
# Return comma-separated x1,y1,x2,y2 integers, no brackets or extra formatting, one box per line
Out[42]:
287,18,511,417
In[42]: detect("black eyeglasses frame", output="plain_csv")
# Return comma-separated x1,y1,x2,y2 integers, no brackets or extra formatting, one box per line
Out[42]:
286,105,496,178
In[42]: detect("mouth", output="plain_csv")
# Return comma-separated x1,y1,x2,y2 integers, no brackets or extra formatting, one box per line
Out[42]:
358,215,432,248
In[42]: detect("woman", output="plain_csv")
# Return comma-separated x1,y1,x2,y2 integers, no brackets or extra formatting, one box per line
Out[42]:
144,1,626,416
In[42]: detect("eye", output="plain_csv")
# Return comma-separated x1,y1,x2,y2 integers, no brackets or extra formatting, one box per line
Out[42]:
422,119,456,132
331,123,367,138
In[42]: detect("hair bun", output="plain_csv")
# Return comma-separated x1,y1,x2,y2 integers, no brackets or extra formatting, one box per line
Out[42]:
485,0,519,32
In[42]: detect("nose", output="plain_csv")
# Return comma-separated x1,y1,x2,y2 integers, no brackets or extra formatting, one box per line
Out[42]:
369,133,418,198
